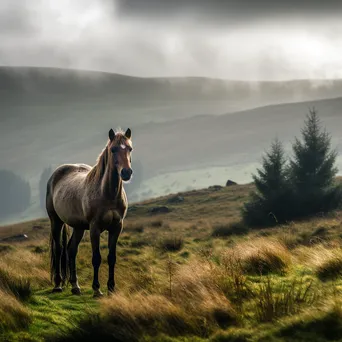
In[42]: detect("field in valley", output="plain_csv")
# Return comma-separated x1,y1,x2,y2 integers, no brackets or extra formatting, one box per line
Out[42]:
2,183,342,341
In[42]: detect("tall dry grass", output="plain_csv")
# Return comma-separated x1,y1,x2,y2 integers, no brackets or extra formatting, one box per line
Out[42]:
0,289,31,332
233,238,292,275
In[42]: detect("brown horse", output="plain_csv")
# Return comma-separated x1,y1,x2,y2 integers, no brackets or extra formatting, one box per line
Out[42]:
46,128,133,297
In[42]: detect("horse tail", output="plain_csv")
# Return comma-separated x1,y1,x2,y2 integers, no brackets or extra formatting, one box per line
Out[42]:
49,223,69,285
49,229,55,284
61,224,69,285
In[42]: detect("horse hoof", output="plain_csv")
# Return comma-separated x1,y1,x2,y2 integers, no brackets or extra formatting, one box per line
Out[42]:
93,290,104,298
107,287,117,296
71,287,82,295
52,287,63,293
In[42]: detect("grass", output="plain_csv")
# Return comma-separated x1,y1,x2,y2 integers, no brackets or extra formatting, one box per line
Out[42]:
253,277,317,322
2,183,342,341
314,249,342,281
0,268,32,301
158,236,184,252
212,221,249,237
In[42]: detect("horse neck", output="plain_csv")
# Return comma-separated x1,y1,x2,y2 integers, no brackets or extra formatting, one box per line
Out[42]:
101,160,122,200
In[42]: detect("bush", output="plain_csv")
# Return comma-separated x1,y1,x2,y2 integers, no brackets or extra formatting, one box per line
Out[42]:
0,170,31,220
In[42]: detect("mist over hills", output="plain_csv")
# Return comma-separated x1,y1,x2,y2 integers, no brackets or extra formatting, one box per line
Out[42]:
2,67,342,105
1,66,342,223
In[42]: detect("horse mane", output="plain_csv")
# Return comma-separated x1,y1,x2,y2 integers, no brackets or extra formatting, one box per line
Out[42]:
86,130,128,184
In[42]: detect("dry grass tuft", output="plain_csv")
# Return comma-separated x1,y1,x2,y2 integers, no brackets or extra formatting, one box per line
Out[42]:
0,268,31,301
0,289,31,332
0,249,49,286
158,236,184,252
100,293,193,339
311,248,342,281
172,261,237,328
83,260,237,341
236,239,291,275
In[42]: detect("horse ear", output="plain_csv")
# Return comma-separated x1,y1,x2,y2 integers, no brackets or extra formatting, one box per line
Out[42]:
125,128,132,139
109,129,115,141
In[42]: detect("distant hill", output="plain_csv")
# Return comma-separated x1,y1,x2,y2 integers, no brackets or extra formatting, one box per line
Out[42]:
1,67,342,223
134,96,342,174
2,67,342,103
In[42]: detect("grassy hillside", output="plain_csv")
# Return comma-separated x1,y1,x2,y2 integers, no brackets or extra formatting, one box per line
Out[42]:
2,184,342,341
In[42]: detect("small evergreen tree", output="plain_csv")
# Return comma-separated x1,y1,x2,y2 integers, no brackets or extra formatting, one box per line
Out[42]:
289,109,342,216
243,139,292,226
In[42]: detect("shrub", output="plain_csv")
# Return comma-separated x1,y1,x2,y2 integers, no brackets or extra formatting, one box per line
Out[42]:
0,170,31,220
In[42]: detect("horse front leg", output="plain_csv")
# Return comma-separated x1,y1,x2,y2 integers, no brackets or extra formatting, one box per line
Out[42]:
90,224,103,297
107,220,122,294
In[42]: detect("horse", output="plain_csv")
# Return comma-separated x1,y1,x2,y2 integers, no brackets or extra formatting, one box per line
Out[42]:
46,128,133,297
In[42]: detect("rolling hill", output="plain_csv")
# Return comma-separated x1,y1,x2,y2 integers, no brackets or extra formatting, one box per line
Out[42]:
2,184,342,341
1,67,342,224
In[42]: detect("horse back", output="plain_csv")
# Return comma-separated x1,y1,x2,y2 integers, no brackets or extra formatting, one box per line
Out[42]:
46,164,91,225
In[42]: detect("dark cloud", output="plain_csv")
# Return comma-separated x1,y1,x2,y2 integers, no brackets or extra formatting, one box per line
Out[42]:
0,0,341,80
115,0,342,22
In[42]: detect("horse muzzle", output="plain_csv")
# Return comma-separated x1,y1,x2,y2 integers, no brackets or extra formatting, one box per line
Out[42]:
121,168,133,181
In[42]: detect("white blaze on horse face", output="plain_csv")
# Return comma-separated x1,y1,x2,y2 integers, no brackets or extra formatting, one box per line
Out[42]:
115,141,132,171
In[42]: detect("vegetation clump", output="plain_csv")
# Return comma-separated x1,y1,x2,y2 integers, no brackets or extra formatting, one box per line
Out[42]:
243,109,342,226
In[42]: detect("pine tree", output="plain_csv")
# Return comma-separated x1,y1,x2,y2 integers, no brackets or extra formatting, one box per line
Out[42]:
289,108,341,216
243,138,292,226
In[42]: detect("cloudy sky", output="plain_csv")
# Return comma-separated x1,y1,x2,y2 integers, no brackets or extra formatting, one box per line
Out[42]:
1,0,342,80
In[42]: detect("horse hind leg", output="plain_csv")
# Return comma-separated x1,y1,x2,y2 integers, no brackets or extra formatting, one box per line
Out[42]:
49,217,65,292
67,228,85,295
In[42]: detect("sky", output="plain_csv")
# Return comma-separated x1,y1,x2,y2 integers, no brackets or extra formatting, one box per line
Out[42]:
1,0,342,80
